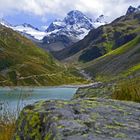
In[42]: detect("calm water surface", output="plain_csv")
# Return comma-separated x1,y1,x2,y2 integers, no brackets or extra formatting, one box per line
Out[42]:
0,87,78,112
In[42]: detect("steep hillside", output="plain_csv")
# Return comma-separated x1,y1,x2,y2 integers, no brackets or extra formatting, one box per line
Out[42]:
0,25,86,86
83,36,140,79
54,11,140,63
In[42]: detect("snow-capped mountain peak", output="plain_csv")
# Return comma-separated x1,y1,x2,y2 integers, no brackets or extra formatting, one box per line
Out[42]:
46,10,95,37
66,10,92,22
64,10,93,28
0,10,109,52
46,20,65,32
0,10,108,43
42,10,109,51
0,19,46,40
93,15,109,28
42,10,110,52
46,10,94,33
12,24,46,40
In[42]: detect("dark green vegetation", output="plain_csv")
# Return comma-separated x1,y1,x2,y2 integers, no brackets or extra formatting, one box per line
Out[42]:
60,11,140,103
54,12,140,64
75,76,140,103
0,25,87,86
53,12,140,82
14,98,140,140
84,36,140,79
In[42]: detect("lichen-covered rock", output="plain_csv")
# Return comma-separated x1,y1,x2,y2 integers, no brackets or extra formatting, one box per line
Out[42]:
73,83,114,99
14,98,140,140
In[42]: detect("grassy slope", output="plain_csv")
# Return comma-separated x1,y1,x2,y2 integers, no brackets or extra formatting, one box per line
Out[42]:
112,77,140,103
0,25,86,86
76,36,140,102
54,12,140,63
82,36,140,81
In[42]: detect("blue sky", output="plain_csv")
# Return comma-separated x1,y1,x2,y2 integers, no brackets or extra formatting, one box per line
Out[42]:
4,12,54,29
0,0,139,30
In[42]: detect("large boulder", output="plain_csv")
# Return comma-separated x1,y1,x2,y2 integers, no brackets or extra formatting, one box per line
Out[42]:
14,98,140,140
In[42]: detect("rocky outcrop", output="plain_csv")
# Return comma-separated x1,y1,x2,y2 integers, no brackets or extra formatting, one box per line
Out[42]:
73,83,114,99
14,98,140,140
54,11,140,62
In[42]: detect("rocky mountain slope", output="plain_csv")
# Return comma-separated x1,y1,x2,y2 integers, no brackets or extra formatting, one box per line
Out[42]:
0,10,108,52
54,7,140,63
126,5,140,15
83,36,140,78
3,6,140,57
0,24,86,86
42,10,107,51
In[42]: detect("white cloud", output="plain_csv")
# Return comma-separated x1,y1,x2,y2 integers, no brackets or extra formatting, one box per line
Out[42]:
0,0,139,21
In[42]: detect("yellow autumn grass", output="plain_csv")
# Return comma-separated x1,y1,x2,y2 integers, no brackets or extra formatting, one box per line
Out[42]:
0,102,16,140
0,90,32,140
112,77,140,102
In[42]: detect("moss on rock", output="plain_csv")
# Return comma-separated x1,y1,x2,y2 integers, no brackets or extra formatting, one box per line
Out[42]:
14,98,140,140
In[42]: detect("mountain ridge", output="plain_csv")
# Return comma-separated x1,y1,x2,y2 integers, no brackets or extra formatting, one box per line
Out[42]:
42,10,108,51
0,19,47,40
0,24,86,86
53,9,140,63
0,10,108,52
126,5,140,15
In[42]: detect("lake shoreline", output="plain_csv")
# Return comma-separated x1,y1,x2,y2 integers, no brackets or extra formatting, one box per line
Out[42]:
0,82,99,89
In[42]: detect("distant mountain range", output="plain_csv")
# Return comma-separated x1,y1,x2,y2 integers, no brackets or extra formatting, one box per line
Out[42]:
1,6,139,55
54,5,140,61
0,20,46,41
0,10,108,51
53,5,140,79
42,10,108,51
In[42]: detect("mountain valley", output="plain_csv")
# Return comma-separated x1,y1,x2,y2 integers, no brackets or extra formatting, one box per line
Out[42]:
0,24,86,86
53,6,140,81
1,4,140,140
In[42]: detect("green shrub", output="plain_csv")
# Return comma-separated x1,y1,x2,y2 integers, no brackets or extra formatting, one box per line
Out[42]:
112,77,140,102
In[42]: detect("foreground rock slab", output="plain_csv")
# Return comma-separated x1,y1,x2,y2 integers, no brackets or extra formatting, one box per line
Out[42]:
14,98,140,140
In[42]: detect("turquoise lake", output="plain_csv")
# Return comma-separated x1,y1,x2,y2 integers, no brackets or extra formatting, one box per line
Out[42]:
0,87,78,112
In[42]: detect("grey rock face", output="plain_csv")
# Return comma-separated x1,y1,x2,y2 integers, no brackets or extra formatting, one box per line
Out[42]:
14,98,140,140
43,10,95,51
126,5,140,15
